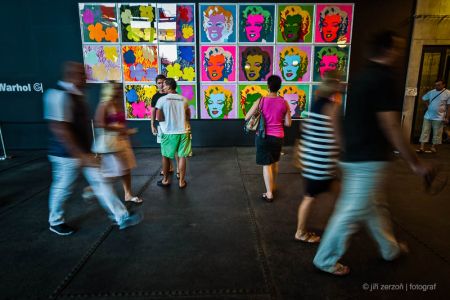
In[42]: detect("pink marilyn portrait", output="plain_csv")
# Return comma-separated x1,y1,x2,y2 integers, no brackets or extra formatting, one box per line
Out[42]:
239,46,272,82
315,5,352,43
201,46,236,82
276,46,311,82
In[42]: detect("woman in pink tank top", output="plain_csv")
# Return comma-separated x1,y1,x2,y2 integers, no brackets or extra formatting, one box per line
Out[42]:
245,75,292,202
95,82,142,203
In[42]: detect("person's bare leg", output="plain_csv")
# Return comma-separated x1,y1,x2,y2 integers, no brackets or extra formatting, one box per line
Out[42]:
162,156,171,184
272,162,279,193
178,157,186,187
122,172,133,200
296,195,315,234
175,154,180,177
263,164,273,199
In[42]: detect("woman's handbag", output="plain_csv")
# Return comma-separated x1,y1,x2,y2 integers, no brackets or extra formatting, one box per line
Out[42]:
244,98,266,138
91,128,123,154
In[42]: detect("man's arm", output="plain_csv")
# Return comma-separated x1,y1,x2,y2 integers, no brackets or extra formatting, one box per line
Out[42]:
49,121,98,166
150,95,158,135
377,111,429,176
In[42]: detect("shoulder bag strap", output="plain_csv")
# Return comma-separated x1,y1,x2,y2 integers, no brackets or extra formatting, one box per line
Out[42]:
429,89,446,104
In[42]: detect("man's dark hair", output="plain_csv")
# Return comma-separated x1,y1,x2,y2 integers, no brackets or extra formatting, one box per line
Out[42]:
164,78,177,91
368,30,400,57
267,75,282,92
435,78,445,84
155,74,166,82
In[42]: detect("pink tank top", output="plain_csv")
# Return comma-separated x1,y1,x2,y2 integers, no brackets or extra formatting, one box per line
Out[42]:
260,96,287,138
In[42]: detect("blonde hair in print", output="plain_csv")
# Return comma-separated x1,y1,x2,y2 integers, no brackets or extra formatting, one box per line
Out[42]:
280,6,310,40
204,85,234,116
279,85,306,110
240,85,269,115
279,47,309,80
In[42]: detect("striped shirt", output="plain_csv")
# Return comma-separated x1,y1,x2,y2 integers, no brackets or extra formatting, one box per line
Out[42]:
299,97,339,180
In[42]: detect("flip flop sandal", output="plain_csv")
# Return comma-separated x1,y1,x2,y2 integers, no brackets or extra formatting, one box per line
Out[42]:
416,149,425,153
318,263,350,276
294,232,321,243
157,180,171,187
125,196,143,203
329,263,350,276
179,181,187,189
261,193,274,203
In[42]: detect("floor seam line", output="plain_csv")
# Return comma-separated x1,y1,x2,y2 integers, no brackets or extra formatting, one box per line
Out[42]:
235,147,278,300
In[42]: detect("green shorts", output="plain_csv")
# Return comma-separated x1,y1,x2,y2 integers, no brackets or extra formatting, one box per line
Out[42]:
161,133,192,159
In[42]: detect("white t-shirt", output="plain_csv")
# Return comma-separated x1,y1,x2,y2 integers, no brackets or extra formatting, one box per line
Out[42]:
155,93,189,134
423,88,450,121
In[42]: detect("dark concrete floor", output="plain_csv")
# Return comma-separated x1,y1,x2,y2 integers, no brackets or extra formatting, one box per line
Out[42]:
0,146,449,300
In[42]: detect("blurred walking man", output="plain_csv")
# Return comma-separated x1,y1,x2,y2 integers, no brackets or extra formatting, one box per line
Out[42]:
313,31,431,275
44,62,142,235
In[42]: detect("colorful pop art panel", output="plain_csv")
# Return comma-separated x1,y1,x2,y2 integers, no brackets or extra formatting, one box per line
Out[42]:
238,46,274,82
158,4,177,42
312,45,350,82
200,4,237,43
238,84,269,119
280,84,310,119
122,45,158,82
200,84,237,119
314,4,353,43
277,4,314,43
176,5,196,42
176,85,198,119
124,84,158,120
238,4,275,43
83,45,122,82
201,45,237,82
79,3,119,43
160,45,196,81
275,45,312,82
119,4,157,43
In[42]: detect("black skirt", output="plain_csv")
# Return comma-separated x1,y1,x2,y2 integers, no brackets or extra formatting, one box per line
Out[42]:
255,135,283,165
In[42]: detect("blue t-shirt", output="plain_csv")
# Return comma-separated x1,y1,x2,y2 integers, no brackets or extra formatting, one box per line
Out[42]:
423,89,450,121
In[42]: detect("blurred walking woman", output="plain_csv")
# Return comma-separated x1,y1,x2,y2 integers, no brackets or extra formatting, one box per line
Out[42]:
95,82,142,203
245,75,292,202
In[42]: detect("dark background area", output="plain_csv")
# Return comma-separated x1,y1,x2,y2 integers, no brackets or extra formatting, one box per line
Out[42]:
0,0,416,149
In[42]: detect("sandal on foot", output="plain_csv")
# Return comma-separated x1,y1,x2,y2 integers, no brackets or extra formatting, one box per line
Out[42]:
176,172,180,179
319,263,350,276
295,231,321,243
157,180,171,187
261,193,274,203
125,196,143,204
415,149,425,153
179,181,187,189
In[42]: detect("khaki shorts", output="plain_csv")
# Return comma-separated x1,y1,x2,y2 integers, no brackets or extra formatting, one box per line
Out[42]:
161,133,192,159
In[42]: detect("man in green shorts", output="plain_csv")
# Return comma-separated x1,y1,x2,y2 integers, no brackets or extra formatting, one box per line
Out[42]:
155,78,191,189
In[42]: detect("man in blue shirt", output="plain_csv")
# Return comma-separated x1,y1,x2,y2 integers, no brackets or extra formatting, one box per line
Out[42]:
417,79,450,153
